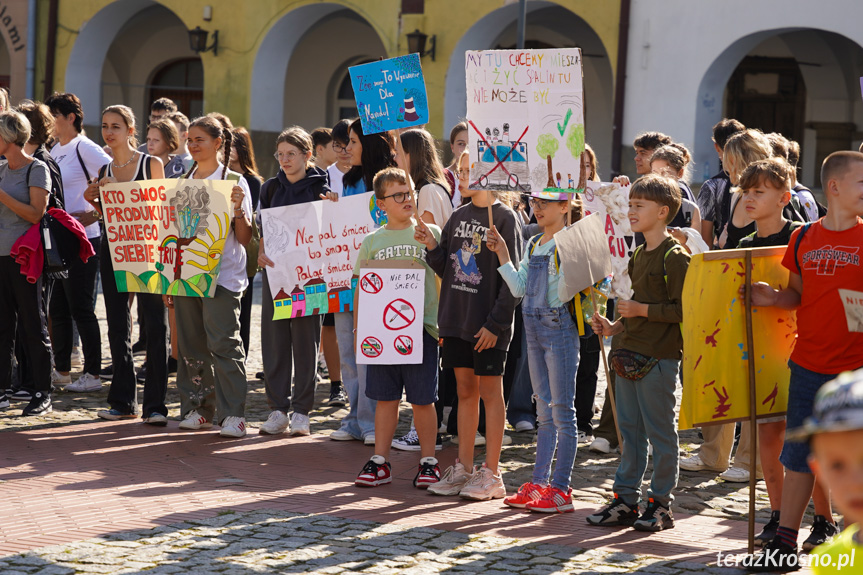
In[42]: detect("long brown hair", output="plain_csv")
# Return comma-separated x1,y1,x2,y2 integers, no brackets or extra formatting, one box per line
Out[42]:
231,127,261,179
189,115,233,179
102,104,138,148
399,128,451,197
343,119,396,190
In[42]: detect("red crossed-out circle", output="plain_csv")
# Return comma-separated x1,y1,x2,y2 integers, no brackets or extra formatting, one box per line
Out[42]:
360,272,383,294
360,336,383,358
383,299,416,330
394,335,413,355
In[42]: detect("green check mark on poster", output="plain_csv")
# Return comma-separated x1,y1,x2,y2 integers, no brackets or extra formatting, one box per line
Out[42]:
557,108,573,136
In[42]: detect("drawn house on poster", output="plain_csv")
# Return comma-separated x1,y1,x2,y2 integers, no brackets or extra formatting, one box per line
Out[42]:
290,285,306,318
304,278,328,314
328,286,353,313
274,287,292,310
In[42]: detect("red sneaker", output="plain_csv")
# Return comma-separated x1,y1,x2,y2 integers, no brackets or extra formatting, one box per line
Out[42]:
413,458,441,489
503,482,547,509
355,456,392,487
525,486,574,513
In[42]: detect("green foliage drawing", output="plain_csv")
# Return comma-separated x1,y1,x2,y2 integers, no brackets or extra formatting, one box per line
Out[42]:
566,123,585,158
536,133,559,160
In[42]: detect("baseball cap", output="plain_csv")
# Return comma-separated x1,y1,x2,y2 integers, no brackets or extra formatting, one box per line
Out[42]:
786,368,863,442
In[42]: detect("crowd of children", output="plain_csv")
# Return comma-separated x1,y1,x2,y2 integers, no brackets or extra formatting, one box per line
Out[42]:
1,84,862,571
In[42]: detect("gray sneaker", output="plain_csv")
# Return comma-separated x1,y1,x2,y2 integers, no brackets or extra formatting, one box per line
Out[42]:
458,463,506,501
427,460,473,496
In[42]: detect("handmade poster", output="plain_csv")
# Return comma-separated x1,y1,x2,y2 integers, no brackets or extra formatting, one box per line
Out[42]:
355,261,425,365
99,178,233,297
680,247,797,429
465,48,584,195
839,289,863,332
554,213,612,299
581,180,635,298
349,54,428,135
260,192,386,320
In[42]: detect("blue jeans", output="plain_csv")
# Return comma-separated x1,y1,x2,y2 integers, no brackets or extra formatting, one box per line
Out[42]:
524,307,580,491
613,358,680,507
334,312,375,439
506,323,535,428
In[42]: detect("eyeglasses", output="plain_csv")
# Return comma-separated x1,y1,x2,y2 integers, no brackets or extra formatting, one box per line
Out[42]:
528,198,563,210
332,142,348,153
381,190,415,204
457,169,471,178
274,151,303,161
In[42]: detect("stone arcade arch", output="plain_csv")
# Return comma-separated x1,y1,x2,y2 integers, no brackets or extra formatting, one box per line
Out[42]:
694,29,863,188
444,1,615,174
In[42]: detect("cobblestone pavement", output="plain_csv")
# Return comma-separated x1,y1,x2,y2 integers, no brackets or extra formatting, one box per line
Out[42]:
0,279,821,573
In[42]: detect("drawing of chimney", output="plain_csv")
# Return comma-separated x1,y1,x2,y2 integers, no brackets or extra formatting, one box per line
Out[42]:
403,96,419,122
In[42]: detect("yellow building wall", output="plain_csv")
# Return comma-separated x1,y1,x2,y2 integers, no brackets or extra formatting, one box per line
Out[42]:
42,0,619,138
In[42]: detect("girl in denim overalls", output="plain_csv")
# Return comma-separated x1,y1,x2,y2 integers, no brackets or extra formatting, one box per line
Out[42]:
487,193,580,513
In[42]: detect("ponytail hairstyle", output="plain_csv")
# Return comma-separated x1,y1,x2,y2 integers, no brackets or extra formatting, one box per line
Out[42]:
650,143,692,182
102,104,138,148
723,129,772,186
343,118,396,191
276,125,314,171
399,128,450,196
189,114,232,179
231,127,261,179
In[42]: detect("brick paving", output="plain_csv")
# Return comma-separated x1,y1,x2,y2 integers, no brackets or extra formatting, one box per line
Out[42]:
0,280,822,573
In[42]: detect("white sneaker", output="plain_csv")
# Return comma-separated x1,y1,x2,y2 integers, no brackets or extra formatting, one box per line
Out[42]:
364,433,376,445
259,410,290,435
459,463,506,501
70,348,83,369
451,431,485,446
501,434,512,446
330,428,357,441
290,412,310,436
179,410,213,430
220,416,247,438
679,453,726,473
578,431,595,445
427,460,473,496
51,370,71,386
589,436,611,454
65,373,101,392
514,420,535,432
719,466,750,483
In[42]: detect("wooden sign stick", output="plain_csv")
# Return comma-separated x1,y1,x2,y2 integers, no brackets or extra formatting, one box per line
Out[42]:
744,249,758,554
487,190,494,230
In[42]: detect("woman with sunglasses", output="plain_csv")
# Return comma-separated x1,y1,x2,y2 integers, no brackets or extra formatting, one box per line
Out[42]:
257,126,335,436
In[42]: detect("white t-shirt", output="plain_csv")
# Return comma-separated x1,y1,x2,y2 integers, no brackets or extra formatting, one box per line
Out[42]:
191,163,254,293
326,163,349,197
50,135,111,238
446,167,462,207
417,182,453,227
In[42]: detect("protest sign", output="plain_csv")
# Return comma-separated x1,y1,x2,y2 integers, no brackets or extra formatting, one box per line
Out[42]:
465,48,584,195
680,247,796,429
554,213,612,300
581,180,635,298
260,192,386,320
99,178,233,297
349,54,428,135
355,261,425,365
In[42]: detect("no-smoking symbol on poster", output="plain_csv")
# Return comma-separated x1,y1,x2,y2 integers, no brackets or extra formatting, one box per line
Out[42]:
383,298,416,330
360,272,383,294
394,335,413,355
360,336,383,358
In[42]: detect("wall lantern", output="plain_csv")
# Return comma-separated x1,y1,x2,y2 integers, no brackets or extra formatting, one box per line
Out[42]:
406,29,435,61
189,27,219,56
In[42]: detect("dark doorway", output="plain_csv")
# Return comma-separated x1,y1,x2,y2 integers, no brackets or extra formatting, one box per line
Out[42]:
149,59,204,119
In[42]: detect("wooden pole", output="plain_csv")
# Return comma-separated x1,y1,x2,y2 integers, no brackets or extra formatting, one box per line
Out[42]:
590,279,624,454
487,190,494,230
744,249,757,554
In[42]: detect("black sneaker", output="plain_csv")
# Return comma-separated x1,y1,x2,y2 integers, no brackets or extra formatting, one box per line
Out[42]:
22,392,52,416
802,514,839,552
0,394,9,410
136,365,146,383
585,494,639,527
633,498,674,532
99,365,114,380
131,339,146,356
754,510,780,547
746,537,800,572
328,382,347,407
168,357,178,376
10,388,33,402
256,371,265,380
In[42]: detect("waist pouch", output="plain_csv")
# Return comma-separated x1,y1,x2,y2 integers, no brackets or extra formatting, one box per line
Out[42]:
609,348,659,381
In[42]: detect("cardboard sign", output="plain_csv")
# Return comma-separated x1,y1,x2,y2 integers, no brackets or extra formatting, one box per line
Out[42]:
349,54,429,135
355,261,425,365
554,213,613,300
581,180,635,298
465,48,584,195
680,248,796,429
99,178,233,297
260,192,385,320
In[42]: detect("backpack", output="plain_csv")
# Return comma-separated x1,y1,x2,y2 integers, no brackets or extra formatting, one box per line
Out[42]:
792,222,813,276
25,160,79,280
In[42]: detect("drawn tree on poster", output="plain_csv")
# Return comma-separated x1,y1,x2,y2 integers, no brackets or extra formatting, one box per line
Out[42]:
566,123,585,159
170,185,212,281
536,134,559,189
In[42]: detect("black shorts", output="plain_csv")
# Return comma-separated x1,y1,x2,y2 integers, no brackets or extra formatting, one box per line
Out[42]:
322,312,335,327
441,337,507,376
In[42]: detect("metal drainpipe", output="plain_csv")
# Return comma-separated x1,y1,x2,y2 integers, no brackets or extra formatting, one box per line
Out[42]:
26,0,36,99
516,0,526,50
610,0,631,178
43,0,59,100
